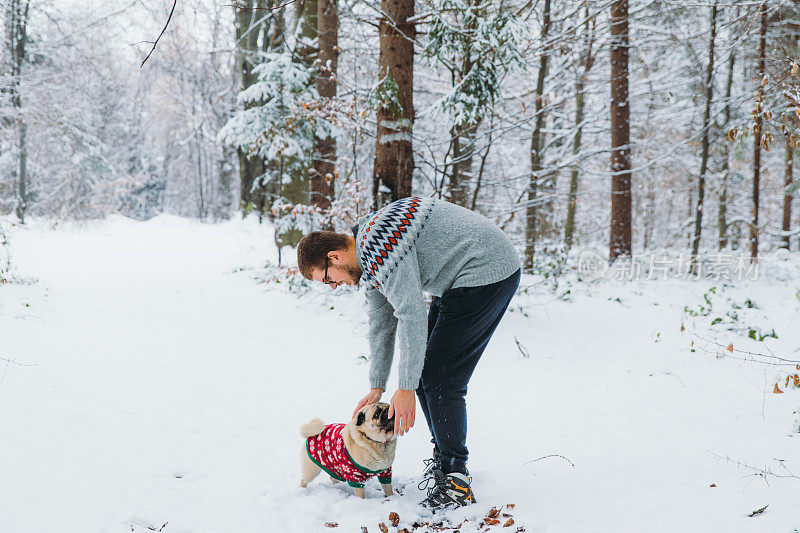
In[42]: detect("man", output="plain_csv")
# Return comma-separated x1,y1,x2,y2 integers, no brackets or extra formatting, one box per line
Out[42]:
296,196,520,509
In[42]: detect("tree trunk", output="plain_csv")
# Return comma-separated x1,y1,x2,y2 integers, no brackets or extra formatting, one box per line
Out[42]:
524,0,553,270
750,4,767,262
609,0,632,262
235,0,270,216
448,121,478,207
311,0,338,214
372,0,415,210
9,0,30,223
690,2,717,273
565,6,595,250
718,48,735,250
448,29,479,208
783,133,793,249
295,0,317,65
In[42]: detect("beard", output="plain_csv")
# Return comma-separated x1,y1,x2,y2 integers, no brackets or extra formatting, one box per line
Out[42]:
344,262,363,284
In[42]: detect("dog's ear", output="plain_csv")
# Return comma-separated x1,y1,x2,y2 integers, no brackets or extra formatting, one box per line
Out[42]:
356,411,365,426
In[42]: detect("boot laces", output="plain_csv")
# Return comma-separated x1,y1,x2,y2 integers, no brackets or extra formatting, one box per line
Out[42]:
419,467,446,498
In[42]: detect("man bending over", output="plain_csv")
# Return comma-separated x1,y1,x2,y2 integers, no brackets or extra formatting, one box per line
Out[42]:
296,196,520,509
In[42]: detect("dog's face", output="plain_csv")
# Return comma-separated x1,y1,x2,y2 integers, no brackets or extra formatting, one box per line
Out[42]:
353,402,395,443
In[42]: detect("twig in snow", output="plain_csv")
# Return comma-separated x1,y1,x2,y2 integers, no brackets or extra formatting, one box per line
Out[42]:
708,451,799,487
0,356,37,386
685,328,800,367
748,504,768,517
514,336,530,359
525,454,576,468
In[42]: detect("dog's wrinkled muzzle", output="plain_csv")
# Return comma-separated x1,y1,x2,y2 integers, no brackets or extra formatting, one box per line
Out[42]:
375,406,394,431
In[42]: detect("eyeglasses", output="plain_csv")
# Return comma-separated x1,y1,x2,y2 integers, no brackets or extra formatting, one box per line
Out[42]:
322,257,335,286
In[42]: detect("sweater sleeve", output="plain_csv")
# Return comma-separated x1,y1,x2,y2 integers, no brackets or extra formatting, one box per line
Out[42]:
378,466,392,484
380,250,427,391
365,287,398,390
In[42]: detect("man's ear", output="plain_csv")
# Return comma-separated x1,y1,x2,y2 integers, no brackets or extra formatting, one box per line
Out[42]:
328,250,342,263
356,412,365,426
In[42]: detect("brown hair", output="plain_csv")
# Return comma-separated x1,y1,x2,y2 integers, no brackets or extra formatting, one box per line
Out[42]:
296,231,350,279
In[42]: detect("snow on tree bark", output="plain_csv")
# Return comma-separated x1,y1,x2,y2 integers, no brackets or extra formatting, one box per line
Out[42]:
690,1,718,273
524,0,552,271
311,0,338,215
750,3,767,262
372,0,415,210
609,0,632,262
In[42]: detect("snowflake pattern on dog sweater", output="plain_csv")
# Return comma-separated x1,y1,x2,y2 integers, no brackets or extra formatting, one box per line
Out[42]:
305,423,392,488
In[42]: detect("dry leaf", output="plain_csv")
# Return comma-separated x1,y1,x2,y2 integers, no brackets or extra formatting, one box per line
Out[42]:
361,528,368,533
748,504,768,517
792,60,798,76
324,523,339,528
726,343,733,352
710,483,716,487
389,513,400,528
504,518,515,527
488,508,500,519
506,504,515,509
486,519,501,526
773,382,784,394
378,524,388,533
502,513,512,517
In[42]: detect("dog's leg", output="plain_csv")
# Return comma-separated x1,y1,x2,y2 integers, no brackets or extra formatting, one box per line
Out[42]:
380,482,394,496
300,449,322,488
353,486,366,499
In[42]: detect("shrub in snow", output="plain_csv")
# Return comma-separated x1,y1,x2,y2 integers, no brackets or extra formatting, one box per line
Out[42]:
683,286,778,341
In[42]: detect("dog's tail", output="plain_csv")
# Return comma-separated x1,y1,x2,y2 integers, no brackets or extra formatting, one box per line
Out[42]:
299,418,326,438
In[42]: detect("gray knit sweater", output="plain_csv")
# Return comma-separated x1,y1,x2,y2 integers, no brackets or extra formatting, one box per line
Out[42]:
354,196,520,391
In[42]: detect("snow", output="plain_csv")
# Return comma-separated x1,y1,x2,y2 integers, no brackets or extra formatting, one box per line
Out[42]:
1,215,798,532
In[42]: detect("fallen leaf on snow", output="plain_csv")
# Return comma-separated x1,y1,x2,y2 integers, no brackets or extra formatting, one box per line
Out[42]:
748,505,768,517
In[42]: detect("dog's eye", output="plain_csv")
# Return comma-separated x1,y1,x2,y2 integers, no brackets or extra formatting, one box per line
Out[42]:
373,408,382,420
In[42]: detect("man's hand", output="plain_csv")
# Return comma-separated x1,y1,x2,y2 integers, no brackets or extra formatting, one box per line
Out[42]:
387,388,416,436
353,388,384,419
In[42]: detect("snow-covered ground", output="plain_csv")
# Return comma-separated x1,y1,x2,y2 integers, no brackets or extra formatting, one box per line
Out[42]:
0,215,798,533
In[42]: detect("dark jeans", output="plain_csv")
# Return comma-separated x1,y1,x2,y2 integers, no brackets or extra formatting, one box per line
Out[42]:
415,269,521,476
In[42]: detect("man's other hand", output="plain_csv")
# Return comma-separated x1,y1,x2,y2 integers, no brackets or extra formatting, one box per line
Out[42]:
353,388,383,419
388,388,416,436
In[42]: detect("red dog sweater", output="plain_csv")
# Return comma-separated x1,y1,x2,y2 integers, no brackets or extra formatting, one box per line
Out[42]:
305,423,392,488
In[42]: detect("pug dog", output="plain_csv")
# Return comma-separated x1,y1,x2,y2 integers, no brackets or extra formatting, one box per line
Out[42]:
300,402,396,499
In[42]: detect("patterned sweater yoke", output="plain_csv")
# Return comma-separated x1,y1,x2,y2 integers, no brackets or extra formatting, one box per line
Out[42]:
356,196,434,289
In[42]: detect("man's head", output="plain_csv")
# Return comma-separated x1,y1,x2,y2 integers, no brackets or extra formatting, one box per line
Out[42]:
296,231,362,288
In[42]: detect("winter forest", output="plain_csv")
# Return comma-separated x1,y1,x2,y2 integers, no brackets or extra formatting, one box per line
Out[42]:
2,0,800,532
2,0,800,262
